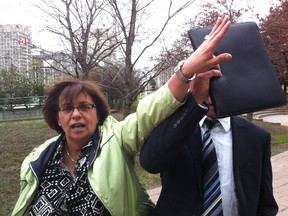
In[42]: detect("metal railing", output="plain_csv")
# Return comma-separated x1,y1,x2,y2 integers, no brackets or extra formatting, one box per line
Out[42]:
0,96,45,110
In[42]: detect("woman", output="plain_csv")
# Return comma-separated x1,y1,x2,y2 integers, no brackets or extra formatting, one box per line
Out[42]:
12,16,232,216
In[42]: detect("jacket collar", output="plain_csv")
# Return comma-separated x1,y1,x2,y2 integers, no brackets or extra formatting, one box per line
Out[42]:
30,130,100,180
200,116,231,132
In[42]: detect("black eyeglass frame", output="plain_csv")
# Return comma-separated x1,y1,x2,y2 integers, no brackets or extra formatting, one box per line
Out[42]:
58,104,96,115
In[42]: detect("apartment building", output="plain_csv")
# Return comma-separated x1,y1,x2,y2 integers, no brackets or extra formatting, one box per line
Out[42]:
154,67,173,88
0,24,32,72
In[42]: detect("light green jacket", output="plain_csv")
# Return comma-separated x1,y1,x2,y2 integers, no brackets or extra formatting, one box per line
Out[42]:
12,84,182,216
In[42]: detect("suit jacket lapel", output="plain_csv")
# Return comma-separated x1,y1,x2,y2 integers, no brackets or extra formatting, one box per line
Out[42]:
187,126,203,196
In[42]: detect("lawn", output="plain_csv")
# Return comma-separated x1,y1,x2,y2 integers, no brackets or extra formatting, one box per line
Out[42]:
1,117,288,215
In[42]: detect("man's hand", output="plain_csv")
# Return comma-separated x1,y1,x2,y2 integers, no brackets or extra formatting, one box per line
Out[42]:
190,67,222,105
181,16,232,78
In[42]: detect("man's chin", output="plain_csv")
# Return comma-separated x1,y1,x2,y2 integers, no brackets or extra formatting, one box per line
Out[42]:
207,109,217,119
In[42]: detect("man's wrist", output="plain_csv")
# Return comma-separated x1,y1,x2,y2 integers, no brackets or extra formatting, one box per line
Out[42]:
174,60,196,83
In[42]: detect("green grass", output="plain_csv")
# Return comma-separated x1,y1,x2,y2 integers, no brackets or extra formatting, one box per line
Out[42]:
1,117,288,215
0,119,58,215
273,135,288,144
252,119,288,156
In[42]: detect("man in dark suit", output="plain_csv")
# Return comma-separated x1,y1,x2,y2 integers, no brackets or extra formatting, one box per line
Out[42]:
140,69,278,216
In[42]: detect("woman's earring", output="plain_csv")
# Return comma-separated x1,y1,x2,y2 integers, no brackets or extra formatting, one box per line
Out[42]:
58,122,61,126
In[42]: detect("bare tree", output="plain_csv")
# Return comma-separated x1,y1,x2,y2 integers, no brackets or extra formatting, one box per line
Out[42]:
35,0,119,79
191,0,253,27
35,0,195,115
106,0,195,116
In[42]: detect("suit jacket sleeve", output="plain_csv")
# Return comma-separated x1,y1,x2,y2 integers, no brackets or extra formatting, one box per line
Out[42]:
140,93,207,173
258,132,278,215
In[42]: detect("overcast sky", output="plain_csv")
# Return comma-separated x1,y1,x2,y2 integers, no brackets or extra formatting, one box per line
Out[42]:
0,0,54,49
0,0,275,54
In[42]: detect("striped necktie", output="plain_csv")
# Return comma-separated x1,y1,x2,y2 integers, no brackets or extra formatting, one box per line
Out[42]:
201,119,223,216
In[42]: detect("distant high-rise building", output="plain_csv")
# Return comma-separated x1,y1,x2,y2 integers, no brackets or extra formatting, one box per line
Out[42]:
0,24,32,72
155,67,173,88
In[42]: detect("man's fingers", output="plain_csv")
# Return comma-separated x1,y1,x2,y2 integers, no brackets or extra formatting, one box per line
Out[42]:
211,53,232,67
209,16,230,43
197,69,222,79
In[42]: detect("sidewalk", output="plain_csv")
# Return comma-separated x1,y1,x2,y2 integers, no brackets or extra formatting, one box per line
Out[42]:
272,150,288,215
147,150,288,215
262,112,288,215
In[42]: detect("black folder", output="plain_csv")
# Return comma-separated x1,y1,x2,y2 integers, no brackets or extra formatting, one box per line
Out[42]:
188,22,287,118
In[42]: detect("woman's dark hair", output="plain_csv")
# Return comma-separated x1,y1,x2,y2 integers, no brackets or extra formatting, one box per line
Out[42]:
42,79,110,133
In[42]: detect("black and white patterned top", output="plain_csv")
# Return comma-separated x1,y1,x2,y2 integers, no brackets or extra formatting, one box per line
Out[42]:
29,137,111,216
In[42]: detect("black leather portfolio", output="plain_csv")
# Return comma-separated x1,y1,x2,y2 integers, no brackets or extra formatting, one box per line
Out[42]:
188,22,287,118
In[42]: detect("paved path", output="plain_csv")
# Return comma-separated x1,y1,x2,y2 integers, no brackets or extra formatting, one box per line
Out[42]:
147,113,288,215
272,151,288,215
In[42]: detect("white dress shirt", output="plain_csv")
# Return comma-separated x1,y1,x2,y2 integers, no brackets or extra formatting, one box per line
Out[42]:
200,117,239,216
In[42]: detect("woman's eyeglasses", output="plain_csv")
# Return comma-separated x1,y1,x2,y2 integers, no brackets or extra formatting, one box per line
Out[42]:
58,104,96,115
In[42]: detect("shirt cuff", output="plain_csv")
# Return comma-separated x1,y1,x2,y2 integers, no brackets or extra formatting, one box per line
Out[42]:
198,103,208,110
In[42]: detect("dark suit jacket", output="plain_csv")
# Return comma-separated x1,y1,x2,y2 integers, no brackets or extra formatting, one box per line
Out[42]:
140,94,278,216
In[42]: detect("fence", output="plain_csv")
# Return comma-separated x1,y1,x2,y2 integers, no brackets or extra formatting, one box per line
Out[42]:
0,96,45,110
0,96,45,121
0,94,108,122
